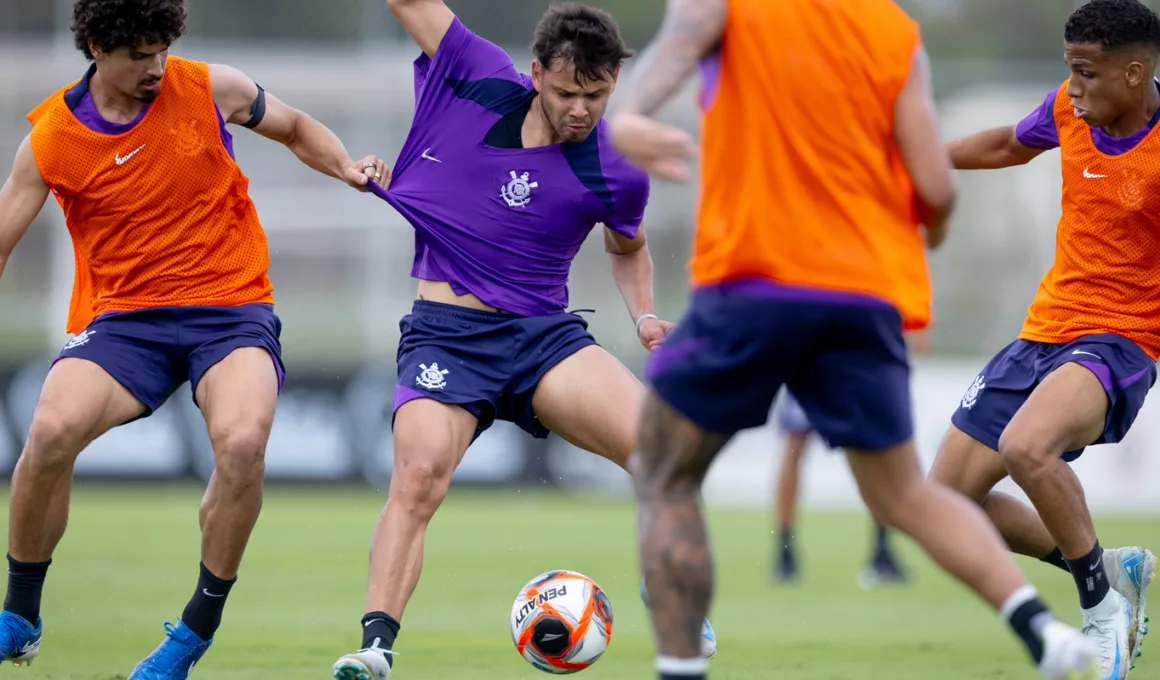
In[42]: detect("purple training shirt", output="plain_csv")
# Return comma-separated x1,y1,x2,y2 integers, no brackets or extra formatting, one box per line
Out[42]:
1016,81,1160,155
372,19,651,317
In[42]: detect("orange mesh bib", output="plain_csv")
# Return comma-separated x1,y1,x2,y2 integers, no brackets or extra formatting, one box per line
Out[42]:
690,0,929,328
27,56,274,334
1019,82,1160,359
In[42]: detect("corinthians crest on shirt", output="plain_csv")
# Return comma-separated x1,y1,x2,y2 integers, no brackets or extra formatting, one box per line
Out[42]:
500,170,539,209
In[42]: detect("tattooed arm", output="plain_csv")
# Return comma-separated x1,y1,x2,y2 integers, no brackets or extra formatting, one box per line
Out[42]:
609,0,726,181
616,0,727,117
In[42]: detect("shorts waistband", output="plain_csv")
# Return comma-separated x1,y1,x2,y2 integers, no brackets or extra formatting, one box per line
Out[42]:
411,299,523,322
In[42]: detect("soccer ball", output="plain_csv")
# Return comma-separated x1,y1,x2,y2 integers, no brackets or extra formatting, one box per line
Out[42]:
510,570,614,674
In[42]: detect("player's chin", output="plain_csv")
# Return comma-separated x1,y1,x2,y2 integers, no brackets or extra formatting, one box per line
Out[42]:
561,126,593,143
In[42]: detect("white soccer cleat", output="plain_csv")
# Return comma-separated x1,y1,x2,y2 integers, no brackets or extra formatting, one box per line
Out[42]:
333,649,393,680
1104,546,1157,667
700,618,717,659
1080,591,1132,680
1039,620,1100,680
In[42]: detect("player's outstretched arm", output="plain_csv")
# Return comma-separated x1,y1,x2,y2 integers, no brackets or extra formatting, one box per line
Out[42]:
0,136,50,282
387,0,455,59
605,226,672,352
894,46,956,248
947,126,1045,170
608,0,725,182
210,64,386,191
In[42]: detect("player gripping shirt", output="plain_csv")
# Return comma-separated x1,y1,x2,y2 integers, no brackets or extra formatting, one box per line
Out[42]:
0,0,383,676
334,3,715,678
610,1,1100,679
931,2,1160,677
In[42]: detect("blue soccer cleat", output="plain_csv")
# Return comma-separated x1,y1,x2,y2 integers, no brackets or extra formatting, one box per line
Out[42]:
128,620,212,680
639,577,717,659
0,611,41,666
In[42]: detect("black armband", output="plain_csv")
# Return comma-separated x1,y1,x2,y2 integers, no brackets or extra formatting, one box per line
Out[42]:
242,84,267,129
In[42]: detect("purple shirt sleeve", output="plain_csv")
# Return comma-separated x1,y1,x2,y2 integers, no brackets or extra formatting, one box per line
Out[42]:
1015,87,1061,151
412,18,519,113
604,167,651,239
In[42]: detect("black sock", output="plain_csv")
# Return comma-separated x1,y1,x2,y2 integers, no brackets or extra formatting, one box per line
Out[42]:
874,524,889,553
362,611,401,666
180,562,236,641
661,674,705,680
1040,547,1072,574
1063,542,1109,610
3,554,50,625
1004,589,1053,664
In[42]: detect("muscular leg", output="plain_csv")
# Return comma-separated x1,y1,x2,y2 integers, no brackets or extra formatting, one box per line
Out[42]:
177,347,279,642
633,393,728,675
998,364,1105,563
358,398,477,659
533,346,718,658
7,358,144,623
531,345,643,468
847,439,1069,668
930,425,1067,567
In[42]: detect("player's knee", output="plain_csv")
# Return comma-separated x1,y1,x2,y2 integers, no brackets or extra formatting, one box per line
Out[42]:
390,453,455,520
22,409,87,472
210,423,268,487
997,430,1051,480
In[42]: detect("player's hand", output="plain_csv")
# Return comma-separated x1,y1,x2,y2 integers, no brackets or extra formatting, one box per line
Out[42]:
609,112,696,183
344,155,390,192
638,317,676,352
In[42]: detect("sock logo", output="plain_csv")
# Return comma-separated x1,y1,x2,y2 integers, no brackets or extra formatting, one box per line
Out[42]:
202,589,225,598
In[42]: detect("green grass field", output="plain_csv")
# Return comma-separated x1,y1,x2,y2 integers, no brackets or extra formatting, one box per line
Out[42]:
9,484,1160,679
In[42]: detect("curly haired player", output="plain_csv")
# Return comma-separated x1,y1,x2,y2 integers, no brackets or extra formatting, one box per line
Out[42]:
0,0,382,676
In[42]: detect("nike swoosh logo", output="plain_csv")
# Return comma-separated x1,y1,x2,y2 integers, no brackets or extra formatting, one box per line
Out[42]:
115,144,146,165
541,633,564,641
1083,168,1107,179
421,148,441,163
202,588,225,597
1072,350,1101,358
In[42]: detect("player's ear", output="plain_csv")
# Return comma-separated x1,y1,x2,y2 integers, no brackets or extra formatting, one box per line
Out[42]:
1126,60,1146,88
531,61,543,91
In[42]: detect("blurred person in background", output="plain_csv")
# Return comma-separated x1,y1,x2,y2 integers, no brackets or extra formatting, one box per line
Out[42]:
0,0,383,676
773,330,929,587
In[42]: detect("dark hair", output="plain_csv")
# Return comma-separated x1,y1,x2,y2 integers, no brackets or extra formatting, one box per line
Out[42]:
532,3,634,82
1065,0,1160,54
72,0,188,60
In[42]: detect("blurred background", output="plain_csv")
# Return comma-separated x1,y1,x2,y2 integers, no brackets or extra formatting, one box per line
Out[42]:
0,0,1157,514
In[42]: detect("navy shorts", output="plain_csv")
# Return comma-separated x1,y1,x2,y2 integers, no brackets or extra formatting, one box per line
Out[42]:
393,301,597,438
646,283,912,451
55,303,285,420
951,333,1156,462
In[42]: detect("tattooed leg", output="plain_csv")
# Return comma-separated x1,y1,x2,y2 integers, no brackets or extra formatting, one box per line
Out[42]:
633,391,732,664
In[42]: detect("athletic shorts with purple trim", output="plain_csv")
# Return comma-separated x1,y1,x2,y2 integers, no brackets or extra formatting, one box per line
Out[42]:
393,300,597,439
54,303,285,422
951,333,1156,462
646,281,913,451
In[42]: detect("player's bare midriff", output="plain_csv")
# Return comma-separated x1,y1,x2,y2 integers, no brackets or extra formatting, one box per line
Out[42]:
416,279,506,313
